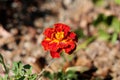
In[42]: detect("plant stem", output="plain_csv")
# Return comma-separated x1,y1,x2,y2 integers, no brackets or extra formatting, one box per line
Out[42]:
3,62,8,74
0,54,9,74
36,58,56,80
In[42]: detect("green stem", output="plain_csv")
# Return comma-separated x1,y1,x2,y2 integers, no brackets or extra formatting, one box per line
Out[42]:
36,58,56,80
0,54,9,74
3,62,9,74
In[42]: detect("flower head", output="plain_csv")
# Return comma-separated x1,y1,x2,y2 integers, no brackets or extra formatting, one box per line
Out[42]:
42,23,77,58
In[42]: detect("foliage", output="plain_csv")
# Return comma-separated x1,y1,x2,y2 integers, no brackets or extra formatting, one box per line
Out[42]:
74,29,85,39
43,70,77,80
93,14,120,43
0,54,37,80
0,54,9,74
92,0,104,6
115,0,120,5
92,0,120,6
43,66,104,80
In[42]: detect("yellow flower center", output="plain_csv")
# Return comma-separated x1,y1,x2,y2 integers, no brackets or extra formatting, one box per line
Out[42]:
46,31,66,43
55,31,64,40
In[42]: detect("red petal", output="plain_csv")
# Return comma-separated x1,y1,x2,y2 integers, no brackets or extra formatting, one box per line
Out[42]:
64,41,76,54
59,42,68,48
49,42,59,52
54,23,70,36
69,32,78,42
41,39,51,50
44,28,54,38
50,51,60,58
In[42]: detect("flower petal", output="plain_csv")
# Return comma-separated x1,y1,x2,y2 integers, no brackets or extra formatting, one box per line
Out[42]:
49,42,59,52
69,32,78,42
44,28,54,38
50,51,60,58
64,41,76,54
41,23,78,58
41,39,51,50
54,23,70,36
59,42,68,48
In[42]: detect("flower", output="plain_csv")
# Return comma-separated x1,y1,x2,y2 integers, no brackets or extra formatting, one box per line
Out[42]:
42,23,77,58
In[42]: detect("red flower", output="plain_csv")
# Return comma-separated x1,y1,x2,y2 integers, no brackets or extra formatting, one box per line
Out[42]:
42,23,77,58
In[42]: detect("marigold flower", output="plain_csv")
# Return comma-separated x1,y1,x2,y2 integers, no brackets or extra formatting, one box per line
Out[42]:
42,23,77,58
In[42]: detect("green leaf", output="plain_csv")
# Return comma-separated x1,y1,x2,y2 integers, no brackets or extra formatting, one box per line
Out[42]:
23,64,32,75
98,29,110,41
43,70,78,80
115,0,120,5
111,32,118,44
12,62,19,75
18,76,25,80
104,15,114,25
0,54,4,64
94,77,103,80
74,29,85,39
9,77,14,80
0,77,2,80
93,14,113,27
23,64,31,69
66,70,77,79
3,75,8,80
56,71,66,80
93,14,105,26
75,37,95,51
28,74,37,80
111,18,120,33
12,61,25,76
65,66,89,73
43,71,54,80
0,54,9,74
0,75,8,80
92,0,104,6
12,61,37,80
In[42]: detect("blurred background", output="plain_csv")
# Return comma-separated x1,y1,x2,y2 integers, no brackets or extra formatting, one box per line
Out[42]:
0,0,120,80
